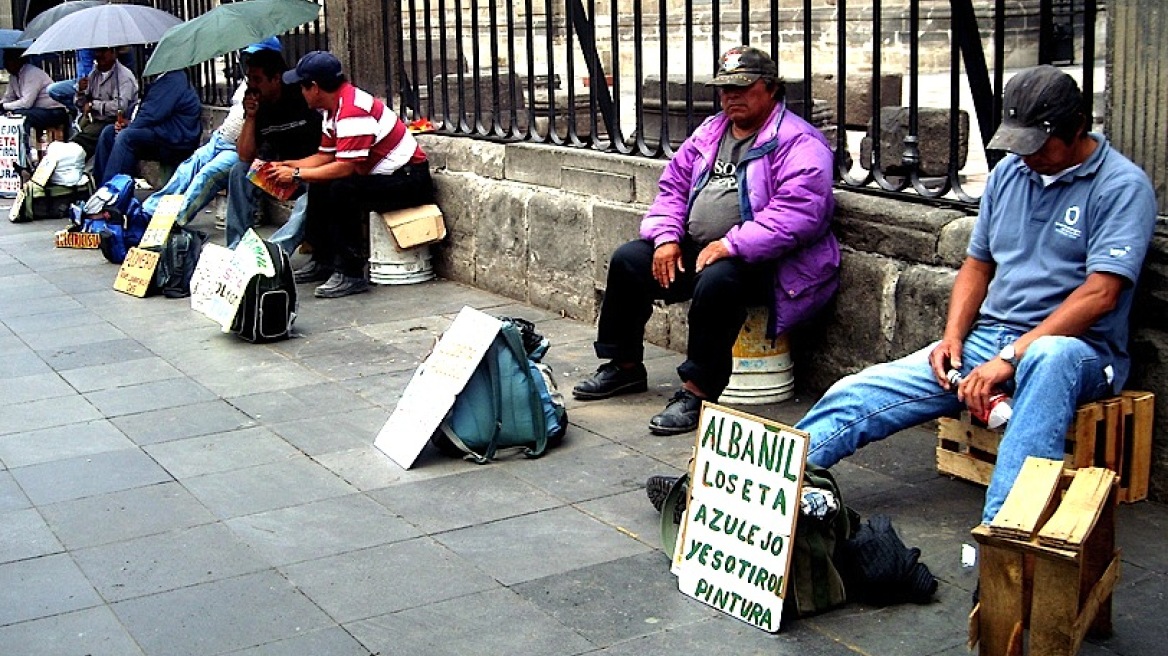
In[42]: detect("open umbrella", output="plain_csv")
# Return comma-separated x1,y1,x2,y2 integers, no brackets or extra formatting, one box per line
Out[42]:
24,4,181,55
143,0,321,77
0,29,25,49
20,0,107,42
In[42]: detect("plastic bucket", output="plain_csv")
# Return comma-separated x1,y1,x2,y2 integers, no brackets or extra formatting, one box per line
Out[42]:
720,307,794,405
368,211,434,285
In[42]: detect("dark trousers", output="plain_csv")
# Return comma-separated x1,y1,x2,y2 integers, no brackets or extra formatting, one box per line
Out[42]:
304,162,434,277
9,107,68,130
92,124,197,185
595,238,774,399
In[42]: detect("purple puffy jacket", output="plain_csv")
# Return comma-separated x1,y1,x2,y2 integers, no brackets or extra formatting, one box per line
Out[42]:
640,101,840,336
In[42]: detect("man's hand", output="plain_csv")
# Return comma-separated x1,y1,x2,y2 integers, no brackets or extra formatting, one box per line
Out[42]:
956,358,1014,419
695,240,730,272
243,90,259,118
652,242,683,288
80,102,91,117
929,336,964,389
77,78,88,93
265,163,296,186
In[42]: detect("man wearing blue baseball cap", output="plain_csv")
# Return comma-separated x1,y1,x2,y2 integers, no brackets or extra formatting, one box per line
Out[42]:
140,39,290,226
263,50,434,298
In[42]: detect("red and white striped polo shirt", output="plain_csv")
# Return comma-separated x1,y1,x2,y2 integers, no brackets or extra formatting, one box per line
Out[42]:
319,82,426,176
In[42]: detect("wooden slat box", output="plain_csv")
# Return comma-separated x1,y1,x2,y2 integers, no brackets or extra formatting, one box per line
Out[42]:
936,391,1154,503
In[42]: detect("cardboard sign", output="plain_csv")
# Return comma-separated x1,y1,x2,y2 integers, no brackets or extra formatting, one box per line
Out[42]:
7,185,25,222
30,152,55,187
139,195,183,248
113,247,161,297
54,229,101,249
374,306,503,469
671,403,807,633
189,230,275,331
0,117,25,197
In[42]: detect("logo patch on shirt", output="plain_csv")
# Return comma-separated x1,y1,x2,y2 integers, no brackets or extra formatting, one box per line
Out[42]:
1055,205,1082,239
1109,246,1131,258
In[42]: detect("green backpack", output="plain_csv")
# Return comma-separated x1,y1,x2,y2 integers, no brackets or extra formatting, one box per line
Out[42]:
661,464,858,621
431,319,567,463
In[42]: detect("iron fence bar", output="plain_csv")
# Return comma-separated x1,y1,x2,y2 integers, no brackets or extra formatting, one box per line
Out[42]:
486,0,508,138
836,0,870,186
544,0,565,145
801,0,811,124
422,0,435,121
684,0,695,138
906,0,951,199
950,0,996,147
563,0,585,146
631,0,650,155
869,0,906,192
469,0,485,134
948,8,979,205
438,0,452,130
656,0,670,156
1082,0,1096,109
522,0,540,140
454,0,469,132
504,0,523,139
1039,0,1053,64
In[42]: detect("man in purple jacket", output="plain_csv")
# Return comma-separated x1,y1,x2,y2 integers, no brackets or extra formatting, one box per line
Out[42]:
572,46,840,435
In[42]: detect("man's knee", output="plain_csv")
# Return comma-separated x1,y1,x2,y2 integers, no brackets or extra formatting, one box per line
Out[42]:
610,239,652,272
1018,336,1092,370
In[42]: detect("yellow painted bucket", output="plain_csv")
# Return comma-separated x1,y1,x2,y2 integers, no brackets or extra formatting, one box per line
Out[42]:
721,306,794,405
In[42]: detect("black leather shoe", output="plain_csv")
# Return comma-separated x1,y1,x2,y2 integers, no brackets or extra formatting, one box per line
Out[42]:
572,362,648,400
648,389,703,435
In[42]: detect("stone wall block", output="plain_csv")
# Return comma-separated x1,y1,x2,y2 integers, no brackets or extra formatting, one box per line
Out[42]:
474,183,534,300
430,172,478,284
645,302,670,349
937,215,976,268
666,302,690,353
891,265,956,356
793,250,902,391
447,139,506,178
505,143,565,187
592,204,644,287
833,190,968,264
528,191,595,319
415,134,450,171
562,167,634,202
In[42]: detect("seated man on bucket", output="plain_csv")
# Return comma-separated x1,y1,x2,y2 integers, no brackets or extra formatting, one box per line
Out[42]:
791,65,1157,526
572,45,839,436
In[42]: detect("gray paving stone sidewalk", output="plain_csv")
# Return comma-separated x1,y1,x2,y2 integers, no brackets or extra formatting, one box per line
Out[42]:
1,203,1165,655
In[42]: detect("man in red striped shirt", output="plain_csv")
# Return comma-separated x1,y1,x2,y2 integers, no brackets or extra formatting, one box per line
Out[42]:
266,51,435,298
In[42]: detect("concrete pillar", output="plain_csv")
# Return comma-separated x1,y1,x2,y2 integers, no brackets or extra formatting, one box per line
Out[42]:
1108,0,1168,212
326,0,398,100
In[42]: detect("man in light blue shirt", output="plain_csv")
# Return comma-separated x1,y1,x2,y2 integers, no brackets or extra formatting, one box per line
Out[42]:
793,65,1158,525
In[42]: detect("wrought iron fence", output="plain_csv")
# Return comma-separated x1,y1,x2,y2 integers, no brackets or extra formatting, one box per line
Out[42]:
389,0,1101,206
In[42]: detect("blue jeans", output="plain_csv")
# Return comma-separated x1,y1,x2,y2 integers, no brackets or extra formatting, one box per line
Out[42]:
268,194,308,255
47,80,78,112
795,324,1113,524
142,132,238,226
225,159,307,250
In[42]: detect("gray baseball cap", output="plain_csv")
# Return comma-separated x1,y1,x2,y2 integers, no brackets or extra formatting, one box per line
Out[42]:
706,46,778,88
986,65,1084,155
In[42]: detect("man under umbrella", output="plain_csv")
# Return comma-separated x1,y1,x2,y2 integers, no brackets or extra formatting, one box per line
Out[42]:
70,45,137,156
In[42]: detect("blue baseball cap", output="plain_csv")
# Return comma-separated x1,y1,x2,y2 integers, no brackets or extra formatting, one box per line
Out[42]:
243,37,282,54
282,50,343,85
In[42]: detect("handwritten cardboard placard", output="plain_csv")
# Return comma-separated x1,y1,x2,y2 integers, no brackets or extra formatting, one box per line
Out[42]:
139,195,183,248
113,247,161,297
374,306,503,469
671,403,807,633
189,230,275,331
0,117,25,197
54,229,101,249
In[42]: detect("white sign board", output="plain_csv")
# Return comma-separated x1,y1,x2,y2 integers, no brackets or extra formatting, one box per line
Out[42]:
189,230,274,331
671,403,807,633
0,117,25,197
374,306,502,469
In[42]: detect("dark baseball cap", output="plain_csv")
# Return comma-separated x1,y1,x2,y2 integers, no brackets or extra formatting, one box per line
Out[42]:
986,65,1084,155
706,46,778,88
282,50,343,85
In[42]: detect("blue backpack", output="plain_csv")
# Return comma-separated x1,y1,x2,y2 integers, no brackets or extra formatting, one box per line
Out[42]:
432,318,567,463
75,174,149,264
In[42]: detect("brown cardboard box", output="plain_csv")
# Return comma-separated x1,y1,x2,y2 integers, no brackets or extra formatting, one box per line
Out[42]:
381,204,446,249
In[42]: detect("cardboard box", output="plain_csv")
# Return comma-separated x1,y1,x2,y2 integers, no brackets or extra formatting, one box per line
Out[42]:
381,204,446,249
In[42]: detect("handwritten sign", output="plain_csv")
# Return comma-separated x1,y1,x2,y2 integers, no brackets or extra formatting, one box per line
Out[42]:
190,230,275,330
671,404,807,632
139,195,182,248
113,247,161,297
0,117,25,197
7,185,25,221
55,229,101,249
374,306,503,469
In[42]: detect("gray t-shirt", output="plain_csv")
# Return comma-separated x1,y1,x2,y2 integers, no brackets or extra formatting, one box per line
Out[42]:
687,130,756,245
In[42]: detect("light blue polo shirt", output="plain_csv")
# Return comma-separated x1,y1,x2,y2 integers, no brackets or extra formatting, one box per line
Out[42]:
968,134,1157,390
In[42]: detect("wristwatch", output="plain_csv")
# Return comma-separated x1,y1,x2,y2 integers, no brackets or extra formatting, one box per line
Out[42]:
292,167,301,183
999,343,1018,367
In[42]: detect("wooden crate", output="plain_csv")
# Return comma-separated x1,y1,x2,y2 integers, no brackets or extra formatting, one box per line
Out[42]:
937,391,1154,503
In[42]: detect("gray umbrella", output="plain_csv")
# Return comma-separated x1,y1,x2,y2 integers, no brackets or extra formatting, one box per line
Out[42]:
20,1,107,42
24,4,180,55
